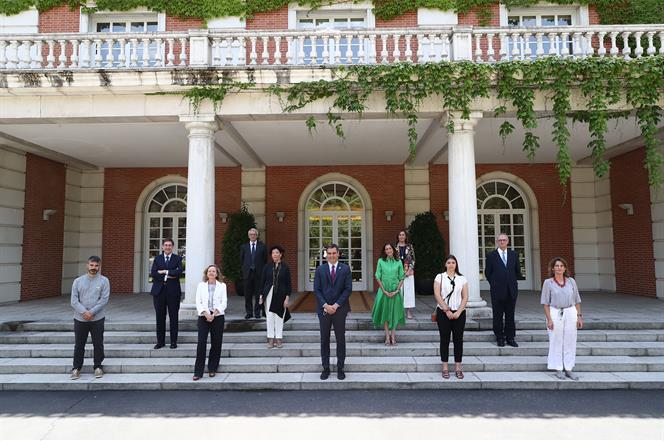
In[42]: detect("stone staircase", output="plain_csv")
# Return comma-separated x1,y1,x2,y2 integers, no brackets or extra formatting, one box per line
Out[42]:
0,317,663,390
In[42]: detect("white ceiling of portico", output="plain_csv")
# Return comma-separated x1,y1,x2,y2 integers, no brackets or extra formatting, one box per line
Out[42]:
0,114,661,169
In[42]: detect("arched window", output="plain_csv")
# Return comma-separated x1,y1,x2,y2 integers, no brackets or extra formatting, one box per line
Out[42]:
144,184,187,290
305,182,366,290
477,180,530,287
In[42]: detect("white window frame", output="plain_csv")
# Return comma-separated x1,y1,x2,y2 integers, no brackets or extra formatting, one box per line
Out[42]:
499,2,589,27
79,5,166,33
288,1,375,29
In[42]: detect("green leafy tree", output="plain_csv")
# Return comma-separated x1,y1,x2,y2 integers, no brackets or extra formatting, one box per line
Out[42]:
221,203,256,285
408,211,446,282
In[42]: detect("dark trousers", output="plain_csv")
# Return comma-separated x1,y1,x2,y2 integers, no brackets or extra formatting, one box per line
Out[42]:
72,318,105,370
244,273,263,317
436,309,466,363
194,315,225,377
153,291,180,345
319,304,348,370
491,293,517,340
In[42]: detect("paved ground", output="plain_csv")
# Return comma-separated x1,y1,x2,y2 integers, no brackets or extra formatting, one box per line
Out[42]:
1,290,663,323
0,390,662,439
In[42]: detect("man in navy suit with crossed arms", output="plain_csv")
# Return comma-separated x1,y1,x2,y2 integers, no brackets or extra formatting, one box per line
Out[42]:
150,238,183,349
314,243,352,380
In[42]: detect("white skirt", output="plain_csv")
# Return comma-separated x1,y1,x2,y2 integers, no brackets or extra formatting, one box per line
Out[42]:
402,274,415,308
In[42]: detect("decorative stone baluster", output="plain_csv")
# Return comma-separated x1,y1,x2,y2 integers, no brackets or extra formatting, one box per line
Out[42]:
56,40,67,68
546,32,557,56
249,36,257,65
415,34,423,63
226,38,236,66
19,40,31,69
211,38,220,66
333,34,341,64
427,35,436,62
263,36,271,65
69,40,80,69
487,33,495,62
510,33,520,60
297,35,305,65
474,33,482,62
345,33,354,63
358,34,366,63
237,37,246,65
621,31,632,59
129,38,138,67
274,36,282,65
0,40,7,69
523,32,532,59
441,33,450,62
80,39,90,68
369,34,377,64
393,33,401,62
535,33,544,58
142,38,151,66
93,38,103,67
646,32,656,56
32,40,44,68
310,35,318,65
497,33,506,61
321,35,330,64
285,36,293,65
105,38,115,67
166,38,175,66
404,33,412,62
598,32,607,57
117,38,126,67
380,34,388,64
46,39,55,68
609,32,619,56
153,38,163,67
572,32,583,57
634,31,644,57
178,37,187,66
560,32,570,57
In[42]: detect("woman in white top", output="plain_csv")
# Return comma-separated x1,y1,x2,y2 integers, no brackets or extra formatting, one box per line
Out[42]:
433,255,468,380
193,264,228,381
541,257,583,381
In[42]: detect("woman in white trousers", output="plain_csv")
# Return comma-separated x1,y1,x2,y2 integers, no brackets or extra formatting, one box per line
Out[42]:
396,230,416,319
541,257,583,381
259,245,292,348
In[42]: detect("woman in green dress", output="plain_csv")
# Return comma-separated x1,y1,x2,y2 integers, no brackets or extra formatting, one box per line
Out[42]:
372,243,406,346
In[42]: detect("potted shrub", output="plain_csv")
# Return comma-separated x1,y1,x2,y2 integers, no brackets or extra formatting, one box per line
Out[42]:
408,211,446,296
221,203,257,296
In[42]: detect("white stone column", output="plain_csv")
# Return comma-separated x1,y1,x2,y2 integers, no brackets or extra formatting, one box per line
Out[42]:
180,115,218,315
446,112,491,317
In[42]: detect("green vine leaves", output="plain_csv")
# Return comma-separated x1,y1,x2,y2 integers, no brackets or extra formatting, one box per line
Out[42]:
183,56,664,188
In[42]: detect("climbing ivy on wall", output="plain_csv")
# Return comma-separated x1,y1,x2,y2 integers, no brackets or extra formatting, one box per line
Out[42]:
181,56,664,187
2,0,664,24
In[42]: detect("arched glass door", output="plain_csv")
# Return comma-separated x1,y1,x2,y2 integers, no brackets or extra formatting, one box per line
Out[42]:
477,180,532,290
143,184,187,292
305,182,366,291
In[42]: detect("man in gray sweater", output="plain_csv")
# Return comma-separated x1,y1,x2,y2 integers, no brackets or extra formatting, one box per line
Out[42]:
70,256,110,380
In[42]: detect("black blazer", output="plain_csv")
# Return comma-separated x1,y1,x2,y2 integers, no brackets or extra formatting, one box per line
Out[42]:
485,248,520,300
260,262,292,319
240,241,267,280
313,262,352,317
150,253,183,297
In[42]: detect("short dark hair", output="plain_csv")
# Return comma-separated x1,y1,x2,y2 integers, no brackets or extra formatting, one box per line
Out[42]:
163,238,174,246
380,242,396,260
270,244,285,255
326,243,339,252
88,255,101,263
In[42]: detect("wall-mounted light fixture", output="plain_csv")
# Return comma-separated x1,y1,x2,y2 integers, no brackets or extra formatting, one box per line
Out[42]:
42,209,56,221
218,212,228,223
443,210,449,221
276,211,286,223
618,203,634,215
384,210,394,222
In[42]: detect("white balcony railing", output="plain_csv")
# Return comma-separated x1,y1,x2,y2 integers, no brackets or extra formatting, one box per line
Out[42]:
0,25,663,71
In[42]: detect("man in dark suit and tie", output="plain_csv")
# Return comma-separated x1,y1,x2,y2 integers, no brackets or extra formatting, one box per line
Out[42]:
240,228,267,320
150,238,183,349
485,233,521,348
313,243,352,380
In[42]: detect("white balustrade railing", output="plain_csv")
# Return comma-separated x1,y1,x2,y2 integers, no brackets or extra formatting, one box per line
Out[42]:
1,24,663,71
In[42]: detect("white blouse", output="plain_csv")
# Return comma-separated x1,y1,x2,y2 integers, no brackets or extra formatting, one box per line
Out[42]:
434,273,467,311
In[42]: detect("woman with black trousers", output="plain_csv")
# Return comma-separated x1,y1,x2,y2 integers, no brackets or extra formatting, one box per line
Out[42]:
193,264,227,381
433,255,468,380
259,245,292,348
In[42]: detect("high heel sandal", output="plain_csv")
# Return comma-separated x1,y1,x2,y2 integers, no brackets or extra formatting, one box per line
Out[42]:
442,369,450,379
390,335,398,346
384,336,391,346
455,370,464,380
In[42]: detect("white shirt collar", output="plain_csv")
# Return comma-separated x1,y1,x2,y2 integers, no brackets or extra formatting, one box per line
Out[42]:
328,262,337,271
164,253,172,258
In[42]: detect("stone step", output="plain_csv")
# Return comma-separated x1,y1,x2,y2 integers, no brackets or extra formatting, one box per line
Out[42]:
1,371,663,391
2,329,662,345
1,355,663,374
6,318,664,332
2,341,663,358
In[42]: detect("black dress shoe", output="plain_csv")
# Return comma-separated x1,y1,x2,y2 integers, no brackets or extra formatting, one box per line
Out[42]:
154,343,165,349
255,314,263,320
506,339,519,347
320,369,330,380
170,343,178,349
244,314,252,320
337,369,346,380
497,339,505,347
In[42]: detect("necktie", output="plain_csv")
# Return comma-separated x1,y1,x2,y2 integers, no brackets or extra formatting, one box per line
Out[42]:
501,250,507,266
165,255,170,265
251,243,255,257
331,265,336,283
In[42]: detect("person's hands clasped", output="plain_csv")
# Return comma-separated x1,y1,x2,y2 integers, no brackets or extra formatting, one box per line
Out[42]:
445,309,454,320
82,311,94,321
204,311,214,322
258,295,263,305
323,304,336,315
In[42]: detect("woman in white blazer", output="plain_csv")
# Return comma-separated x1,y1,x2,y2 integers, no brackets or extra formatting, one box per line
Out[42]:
193,264,227,381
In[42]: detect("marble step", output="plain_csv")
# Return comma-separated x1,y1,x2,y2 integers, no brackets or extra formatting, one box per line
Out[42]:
1,355,663,374
1,341,663,358
1,371,663,391
1,329,662,345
